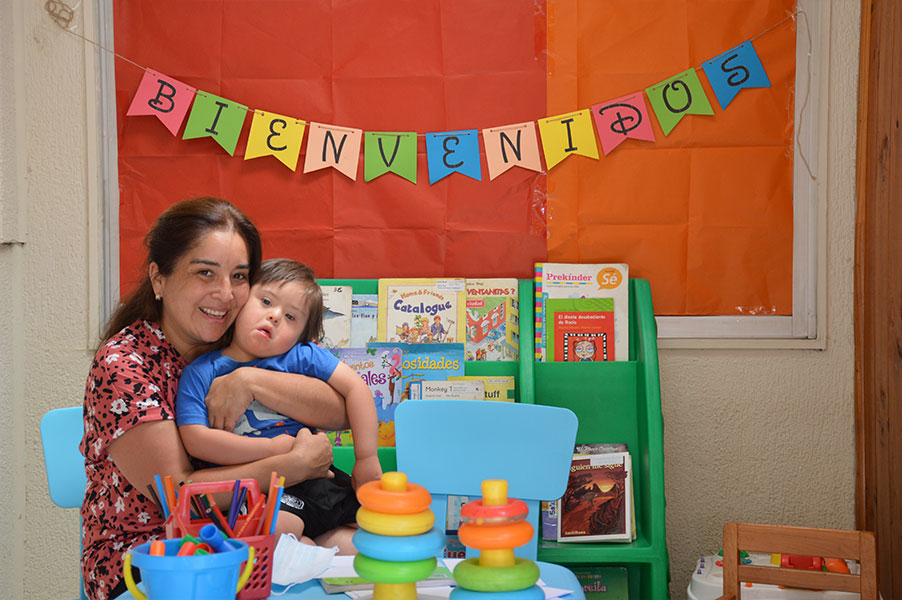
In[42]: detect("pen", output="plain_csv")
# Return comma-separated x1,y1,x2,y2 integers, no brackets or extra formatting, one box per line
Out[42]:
226,480,241,530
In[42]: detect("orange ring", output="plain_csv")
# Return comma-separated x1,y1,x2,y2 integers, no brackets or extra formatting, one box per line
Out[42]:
356,479,432,514
460,498,528,521
458,521,533,550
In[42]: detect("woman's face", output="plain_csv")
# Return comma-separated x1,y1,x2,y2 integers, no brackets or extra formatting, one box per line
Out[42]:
150,229,251,361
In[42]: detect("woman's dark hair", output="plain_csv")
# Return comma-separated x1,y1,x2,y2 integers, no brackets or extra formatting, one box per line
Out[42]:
256,258,324,344
99,197,262,346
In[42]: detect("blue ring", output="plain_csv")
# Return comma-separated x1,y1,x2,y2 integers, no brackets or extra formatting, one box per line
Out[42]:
450,585,544,600
352,527,446,562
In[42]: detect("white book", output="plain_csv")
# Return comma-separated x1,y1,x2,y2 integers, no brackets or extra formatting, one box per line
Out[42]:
320,285,352,349
408,380,485,401
350,293,378,348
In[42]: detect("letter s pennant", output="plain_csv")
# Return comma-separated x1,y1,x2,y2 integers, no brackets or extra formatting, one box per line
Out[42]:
126,70,195,136
702,40,770,110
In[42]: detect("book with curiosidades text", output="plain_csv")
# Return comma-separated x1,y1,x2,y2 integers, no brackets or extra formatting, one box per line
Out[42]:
464,278,519,361
377,278,467,345
367,342,465,401
557,450,633,542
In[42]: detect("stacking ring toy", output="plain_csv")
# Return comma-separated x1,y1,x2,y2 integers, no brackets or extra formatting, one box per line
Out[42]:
356,506,435,536
357,477,432,514
452,557,540,592
353,554,436,584
460,498,528,525
352,527,445,562
458,520,533,550
450,585,545,600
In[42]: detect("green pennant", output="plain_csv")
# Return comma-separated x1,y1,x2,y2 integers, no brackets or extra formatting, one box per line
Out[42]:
364,132,417,183
645,68,714,136
182,91,248,156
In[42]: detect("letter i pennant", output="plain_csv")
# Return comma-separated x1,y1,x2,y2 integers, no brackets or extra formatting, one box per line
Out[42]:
245,111,306,171
645,68,714,136
537,109,598,170
364,132,417,183
126,70,195,136
182,91,248,156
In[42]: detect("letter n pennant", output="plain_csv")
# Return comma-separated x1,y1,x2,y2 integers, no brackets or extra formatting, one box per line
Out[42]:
537,109,598,170
182,91,248,156
591,92,656,156
481,122,542,180
303,123,363,180
364,132,417,183
645,69,714,136
702,40,771,110
126,70,195,136
245,111,306,172
425,130,481,184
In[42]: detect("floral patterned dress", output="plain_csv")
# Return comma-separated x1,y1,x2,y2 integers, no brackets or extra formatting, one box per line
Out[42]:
80,320,186,600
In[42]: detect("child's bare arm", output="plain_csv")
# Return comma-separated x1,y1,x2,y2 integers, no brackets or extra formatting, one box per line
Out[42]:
327,362,382,487
179,424,293,465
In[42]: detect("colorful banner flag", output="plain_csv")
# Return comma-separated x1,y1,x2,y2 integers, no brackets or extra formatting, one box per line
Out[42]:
364,132,417,183
244,111,306,171
182,91,248,156
126,70,195,136
591,92,656,156
537,109,598,170
702,40,771,110
645,69,714,136
303,123,363,180
425,130,481,184
482,122,542,180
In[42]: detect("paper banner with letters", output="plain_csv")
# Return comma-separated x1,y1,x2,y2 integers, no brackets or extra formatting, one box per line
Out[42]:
126,70,195,136
303,123,363,180
425,129,481,184
364,132,417,183
645,68,714,136
537,109,598,170
245,111,306,171
591,92,656,156
482,121,542,180
702,40,771,110
182,91,248,156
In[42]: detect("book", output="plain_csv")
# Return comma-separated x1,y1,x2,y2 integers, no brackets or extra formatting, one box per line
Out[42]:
448,375,516,402
319,563,454,593
350,293,378,348
534,263,629,362
367,342,465,401
327,347,403,447
571,566,630,599
443,494,470,558
408,379,485,401
377,278,467,344
320,285,353,349
546,297,616,362
557,450,632,542
465,278,520,361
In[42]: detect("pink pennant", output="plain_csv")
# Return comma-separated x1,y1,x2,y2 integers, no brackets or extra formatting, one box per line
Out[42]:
126,70,195,136
591,92,656,156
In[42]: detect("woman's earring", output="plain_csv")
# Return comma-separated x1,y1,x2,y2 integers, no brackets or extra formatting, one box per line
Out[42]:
155,293,161,301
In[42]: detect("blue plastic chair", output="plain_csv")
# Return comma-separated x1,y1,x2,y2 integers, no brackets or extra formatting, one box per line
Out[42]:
40,406,88,600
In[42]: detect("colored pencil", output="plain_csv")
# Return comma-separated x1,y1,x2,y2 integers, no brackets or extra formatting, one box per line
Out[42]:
204,493,235,537
268,484,285,535
229,486,248,530
153,474,169,519
226,480,242,529
259,472,279,536
145,484,163,513
235,495,266,538
163,475,177,516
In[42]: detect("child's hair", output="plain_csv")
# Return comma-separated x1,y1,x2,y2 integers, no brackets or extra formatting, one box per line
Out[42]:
257,258,324,343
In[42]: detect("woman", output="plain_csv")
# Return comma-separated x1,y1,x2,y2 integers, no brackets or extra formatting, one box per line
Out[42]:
80,197,350,600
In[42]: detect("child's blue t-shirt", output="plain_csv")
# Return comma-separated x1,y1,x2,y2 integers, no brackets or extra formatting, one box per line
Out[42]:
175,342,339,438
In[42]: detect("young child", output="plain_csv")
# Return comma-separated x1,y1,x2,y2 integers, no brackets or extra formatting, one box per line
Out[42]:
176,258,382,544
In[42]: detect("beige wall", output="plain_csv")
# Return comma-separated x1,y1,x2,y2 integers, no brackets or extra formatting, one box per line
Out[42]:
0,1,859,598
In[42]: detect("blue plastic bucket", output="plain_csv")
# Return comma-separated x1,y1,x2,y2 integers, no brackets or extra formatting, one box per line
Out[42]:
124,538,252,600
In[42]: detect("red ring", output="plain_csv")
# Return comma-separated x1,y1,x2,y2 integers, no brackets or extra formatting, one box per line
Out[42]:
356,480,432,514
458,521,534,550
460,498,528,521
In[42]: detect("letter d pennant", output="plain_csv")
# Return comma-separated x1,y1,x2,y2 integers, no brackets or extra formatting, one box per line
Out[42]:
126,70,195,136
592,92,656,156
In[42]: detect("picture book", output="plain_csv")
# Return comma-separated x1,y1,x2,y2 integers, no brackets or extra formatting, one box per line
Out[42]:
367,342,465,401
408,379,484,401
443,494,470,558
320,285,353,349
465,278,520,361
327,346,403,447
546,298,616,362
319,563,454,593
534,263,629,362
377,278,467,344
540,500,559,541
448,375,516,402
350,293,378,348
557,450,632,542
571,566,630,599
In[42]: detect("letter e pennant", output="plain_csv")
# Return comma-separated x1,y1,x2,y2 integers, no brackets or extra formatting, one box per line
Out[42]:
364,132,417,183
182,92,248,156
592,92,656,156
537,109,598,170
126,70,195,136
245,111,306,172
303,123,363,180
482,121,542,180
425,130,481,184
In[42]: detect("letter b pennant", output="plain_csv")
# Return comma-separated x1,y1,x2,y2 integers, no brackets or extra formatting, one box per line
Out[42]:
126,70,195,136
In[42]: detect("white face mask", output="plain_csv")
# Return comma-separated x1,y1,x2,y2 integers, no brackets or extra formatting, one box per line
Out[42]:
270,534,339,593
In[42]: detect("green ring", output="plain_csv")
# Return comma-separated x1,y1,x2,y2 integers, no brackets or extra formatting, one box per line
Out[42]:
353,554,436,584
452,557,540,592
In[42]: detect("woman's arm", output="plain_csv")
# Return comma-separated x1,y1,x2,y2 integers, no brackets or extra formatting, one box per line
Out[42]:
178,424,294,465
205,368,350,432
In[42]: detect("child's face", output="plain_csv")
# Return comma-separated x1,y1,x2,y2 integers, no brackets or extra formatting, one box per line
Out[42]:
226,280,309,361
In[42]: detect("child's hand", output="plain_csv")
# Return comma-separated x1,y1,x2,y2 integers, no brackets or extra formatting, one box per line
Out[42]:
271,434,295,456
351,455,383,490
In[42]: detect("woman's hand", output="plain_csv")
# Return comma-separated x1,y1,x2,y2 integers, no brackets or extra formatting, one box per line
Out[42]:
205,367,254,431
351,455,383,490
287,428,334,482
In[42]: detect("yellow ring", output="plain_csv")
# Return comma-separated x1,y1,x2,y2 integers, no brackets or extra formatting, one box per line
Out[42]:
357,479,432,514
356,506,435,536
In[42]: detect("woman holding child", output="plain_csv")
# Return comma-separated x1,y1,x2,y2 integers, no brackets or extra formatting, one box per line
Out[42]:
80,197,357,600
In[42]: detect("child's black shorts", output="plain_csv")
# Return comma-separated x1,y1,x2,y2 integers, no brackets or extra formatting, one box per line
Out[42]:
277,465,360,539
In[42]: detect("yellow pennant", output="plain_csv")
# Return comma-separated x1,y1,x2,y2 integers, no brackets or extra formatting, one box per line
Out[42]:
537,109,599,170
245,110,306,171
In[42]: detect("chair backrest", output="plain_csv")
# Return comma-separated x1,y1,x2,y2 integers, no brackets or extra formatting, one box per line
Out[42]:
719,522,878,600
395,399,578,559
40,406,87,508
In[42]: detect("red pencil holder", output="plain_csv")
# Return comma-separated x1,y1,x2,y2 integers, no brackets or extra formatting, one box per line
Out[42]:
165,479,275,600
